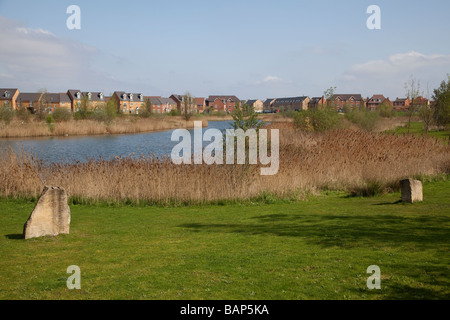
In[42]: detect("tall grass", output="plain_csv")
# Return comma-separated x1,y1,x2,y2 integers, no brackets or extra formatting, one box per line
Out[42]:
0,117,206,138
0,123,448,204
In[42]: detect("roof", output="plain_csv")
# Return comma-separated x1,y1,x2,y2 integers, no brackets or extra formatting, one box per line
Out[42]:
329,94,364,101
208,95,240,103
246,99,257,105
17,92,42,102
0,88,19,100
309,97,324,103
194,97,205,105
114,92,144,102
272,96,308,105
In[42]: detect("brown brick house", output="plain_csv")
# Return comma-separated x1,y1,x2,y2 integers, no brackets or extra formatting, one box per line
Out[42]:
367,95,392,112
16,92,42,111
308,96,327,110
0,88,20,109
271,96,310,112
207,95,240,113
328,94,366,111
113,92,145,114
393,98,412,111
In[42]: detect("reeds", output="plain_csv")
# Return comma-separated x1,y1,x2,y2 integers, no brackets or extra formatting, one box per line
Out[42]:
0,123,448,204
0,117,206,138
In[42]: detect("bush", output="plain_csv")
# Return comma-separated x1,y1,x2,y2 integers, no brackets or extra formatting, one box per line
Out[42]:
294,109,343,132
52,107,72,122
345,109,379,131
0,104,14,125
379,102,393,118
168,109,181,116
15,107,31,123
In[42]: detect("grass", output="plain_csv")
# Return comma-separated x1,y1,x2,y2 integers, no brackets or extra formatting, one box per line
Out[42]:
0,179,449,300
387,122,450,141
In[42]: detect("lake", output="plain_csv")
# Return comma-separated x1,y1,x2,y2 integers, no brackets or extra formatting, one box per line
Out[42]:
0,120,233,164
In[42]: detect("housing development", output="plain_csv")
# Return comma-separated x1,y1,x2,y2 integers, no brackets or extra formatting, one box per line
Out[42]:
0,88,431,114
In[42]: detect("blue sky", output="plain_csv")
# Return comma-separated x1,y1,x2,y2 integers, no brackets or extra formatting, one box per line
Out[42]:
1,0,449,100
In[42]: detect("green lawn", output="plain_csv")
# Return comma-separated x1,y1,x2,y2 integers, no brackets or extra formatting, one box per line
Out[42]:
387,121,450,141
0,180,449,300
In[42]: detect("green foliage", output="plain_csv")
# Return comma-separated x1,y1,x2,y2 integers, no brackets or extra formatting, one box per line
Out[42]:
294,109,343,132
139,98,153,118
345,108,379,131
432,75,450,130
168,109,181,116
231,102,265,131
0,103,14,125
52,107,72,123
15,107,31,123
379,101,393,118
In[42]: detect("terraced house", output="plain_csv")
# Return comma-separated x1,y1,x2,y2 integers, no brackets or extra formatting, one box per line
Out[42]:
207,95,240,113
271,96,310,112
308,96,327,110
245,99,264,113
366,94,392,112
113,92,145,114
0,88,20,110
328,94,366,111
16,92,42,111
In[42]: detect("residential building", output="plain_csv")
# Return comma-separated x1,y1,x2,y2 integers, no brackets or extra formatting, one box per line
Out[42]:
207,95,240,113
194,97,206,113
393,98,411,111
169,94,184,112
271,96,310,112
245,99,264,113
113,92,145,114
328,94,366,111
367,95,392,112
45,93,72,112
263,98,276,112
0,88,20,109
16,92,42,111
308,96,327,110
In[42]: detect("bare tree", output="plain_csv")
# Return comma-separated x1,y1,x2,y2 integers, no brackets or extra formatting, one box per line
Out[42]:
404,76,422,134
182,92,194,121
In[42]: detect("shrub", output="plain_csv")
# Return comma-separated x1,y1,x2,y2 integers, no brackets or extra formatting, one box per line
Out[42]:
52,107,72,122
294,109,343,132
345,109,379,131
15,107,31,123
0,104,14,125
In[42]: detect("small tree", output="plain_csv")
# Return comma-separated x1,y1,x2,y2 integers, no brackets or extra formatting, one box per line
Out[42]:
379,101,393,118
231,101,265,132
432,75,450,130
139,98,153,118
0,103,14,125
182,92,194,121
405,76,422,134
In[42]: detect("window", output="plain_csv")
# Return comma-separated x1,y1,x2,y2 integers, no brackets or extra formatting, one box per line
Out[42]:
4,91,10,98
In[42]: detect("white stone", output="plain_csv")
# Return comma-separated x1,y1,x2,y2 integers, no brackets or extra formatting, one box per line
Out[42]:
23,186,71,239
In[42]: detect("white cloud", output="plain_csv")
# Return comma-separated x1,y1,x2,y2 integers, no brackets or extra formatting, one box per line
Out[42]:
340,51,450,98
0,15,125,92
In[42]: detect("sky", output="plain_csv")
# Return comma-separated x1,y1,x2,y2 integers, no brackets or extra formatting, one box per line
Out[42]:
0,0,449,100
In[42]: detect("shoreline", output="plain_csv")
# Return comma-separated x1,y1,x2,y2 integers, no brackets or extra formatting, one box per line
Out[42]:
0,117,210,139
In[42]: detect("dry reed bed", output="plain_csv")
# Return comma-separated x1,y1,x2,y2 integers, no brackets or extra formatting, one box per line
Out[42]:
0,123,448,204
0,118,206,138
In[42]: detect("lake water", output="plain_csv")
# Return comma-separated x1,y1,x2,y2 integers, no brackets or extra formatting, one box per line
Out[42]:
0,121,233,164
